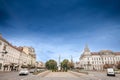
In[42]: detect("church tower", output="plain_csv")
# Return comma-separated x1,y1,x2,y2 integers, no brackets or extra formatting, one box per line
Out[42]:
83,44,91,55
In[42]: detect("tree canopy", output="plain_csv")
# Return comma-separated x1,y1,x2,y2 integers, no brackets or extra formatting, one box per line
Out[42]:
45,59,57,70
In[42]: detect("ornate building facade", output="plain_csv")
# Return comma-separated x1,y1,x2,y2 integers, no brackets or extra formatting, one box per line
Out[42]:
78,45,120,70
0,34,36,71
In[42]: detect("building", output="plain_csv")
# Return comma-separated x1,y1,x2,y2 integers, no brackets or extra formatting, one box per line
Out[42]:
36,61,45,68
0,35,21,71
78,45,120,70
20,46,36,68
0,34,36,71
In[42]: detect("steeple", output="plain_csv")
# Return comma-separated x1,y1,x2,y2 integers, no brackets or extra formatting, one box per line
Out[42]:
83,44,91,55
84,44,90,52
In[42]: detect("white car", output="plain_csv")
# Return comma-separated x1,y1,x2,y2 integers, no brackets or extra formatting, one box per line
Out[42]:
19,69,29,75
107,68,115,76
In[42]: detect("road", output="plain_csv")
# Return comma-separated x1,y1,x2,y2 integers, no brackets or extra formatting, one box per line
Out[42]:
86,71,120,80
0,71,120,80
0,71,34,80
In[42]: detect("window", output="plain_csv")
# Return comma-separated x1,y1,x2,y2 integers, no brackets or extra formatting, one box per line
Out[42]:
99,58,100,60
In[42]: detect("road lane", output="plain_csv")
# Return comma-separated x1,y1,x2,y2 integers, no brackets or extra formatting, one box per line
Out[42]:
1,71,120,80
0,71,33,80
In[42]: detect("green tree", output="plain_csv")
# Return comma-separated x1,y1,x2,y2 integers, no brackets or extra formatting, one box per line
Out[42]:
61,59,70,71
45,59,57,71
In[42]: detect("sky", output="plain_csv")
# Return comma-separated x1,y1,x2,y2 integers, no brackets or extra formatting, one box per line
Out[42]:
0,0,120,62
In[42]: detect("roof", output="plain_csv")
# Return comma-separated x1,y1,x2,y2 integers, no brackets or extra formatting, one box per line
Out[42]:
81,51,120,57
114,52,120,55
91,52,99,55
91,52,120,55
0,35,21,52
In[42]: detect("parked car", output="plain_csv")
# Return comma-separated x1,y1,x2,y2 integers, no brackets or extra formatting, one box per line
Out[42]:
29,69,35,73
107,68,115,76
19,69,29,75
114,70,120,74
37,69,45,72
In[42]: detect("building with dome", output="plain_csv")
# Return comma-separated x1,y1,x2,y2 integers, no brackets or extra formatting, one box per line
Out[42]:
77,45,120,70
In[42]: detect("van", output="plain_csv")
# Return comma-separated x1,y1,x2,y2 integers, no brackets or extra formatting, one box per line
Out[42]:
107,68,115,76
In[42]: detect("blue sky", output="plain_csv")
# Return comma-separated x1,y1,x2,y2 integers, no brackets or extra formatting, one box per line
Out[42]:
0,0,120,62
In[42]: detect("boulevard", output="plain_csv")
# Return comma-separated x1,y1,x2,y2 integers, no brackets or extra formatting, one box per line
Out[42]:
0,71,120,80
0,1,120,80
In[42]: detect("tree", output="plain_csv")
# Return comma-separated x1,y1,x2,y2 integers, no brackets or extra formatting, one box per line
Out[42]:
45,59,57,71
69,62,74,69
61,59,70,71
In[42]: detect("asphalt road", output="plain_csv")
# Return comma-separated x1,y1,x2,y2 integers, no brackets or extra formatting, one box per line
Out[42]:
0,71,120,80
0,71,34,80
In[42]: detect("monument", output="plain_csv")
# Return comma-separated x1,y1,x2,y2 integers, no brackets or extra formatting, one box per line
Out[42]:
58,55,61,71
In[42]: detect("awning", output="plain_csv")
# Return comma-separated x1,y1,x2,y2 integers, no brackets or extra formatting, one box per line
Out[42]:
4,64,10,66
